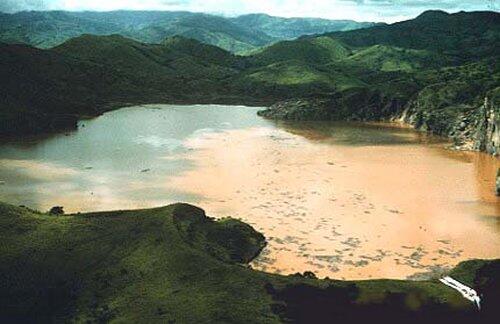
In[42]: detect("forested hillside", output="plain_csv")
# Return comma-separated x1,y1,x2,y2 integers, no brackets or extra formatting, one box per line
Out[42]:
1,10,498,152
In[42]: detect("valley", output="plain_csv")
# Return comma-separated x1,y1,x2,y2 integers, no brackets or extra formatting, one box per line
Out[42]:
1,10,498,154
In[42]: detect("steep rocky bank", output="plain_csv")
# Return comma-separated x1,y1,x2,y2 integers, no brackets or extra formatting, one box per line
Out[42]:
257,88,405,121
497,169,500,196
473,95,499,155
399,87,500,155
258,88,500,155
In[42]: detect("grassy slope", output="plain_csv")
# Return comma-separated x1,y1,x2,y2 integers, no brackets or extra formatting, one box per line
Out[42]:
345,45,449,72
1,202,498,323
52,34,240,82
0,203,277,323
251,36,351,65
249,11,499,88
325,10,500,62
235,36,364,97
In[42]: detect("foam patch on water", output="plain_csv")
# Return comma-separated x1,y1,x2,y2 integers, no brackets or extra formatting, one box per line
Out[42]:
134,135,183,150
183,128,226,149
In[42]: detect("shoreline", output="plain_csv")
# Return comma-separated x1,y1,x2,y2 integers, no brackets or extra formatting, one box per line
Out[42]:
258,96,500,156
2,99,496,158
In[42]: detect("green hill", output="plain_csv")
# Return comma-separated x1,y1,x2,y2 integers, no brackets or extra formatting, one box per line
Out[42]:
1,201,499,322
345,45,450,72
236,36,361,96
325,10,500,63
51,34,249,101
0,36,253,135
253,36,351,65
0,42,115,134
252,11,499,153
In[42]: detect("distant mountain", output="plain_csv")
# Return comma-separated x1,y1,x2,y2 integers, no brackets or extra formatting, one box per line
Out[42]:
251,36,351,65
132,14,274,53
0,10,375,53
231,13,378,39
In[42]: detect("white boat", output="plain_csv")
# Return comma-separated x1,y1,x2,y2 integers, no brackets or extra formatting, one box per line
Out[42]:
439,276,481,310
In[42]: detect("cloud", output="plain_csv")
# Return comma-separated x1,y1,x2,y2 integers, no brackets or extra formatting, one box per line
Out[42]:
335,0,498,21
0,0,497,22
0,0,49,13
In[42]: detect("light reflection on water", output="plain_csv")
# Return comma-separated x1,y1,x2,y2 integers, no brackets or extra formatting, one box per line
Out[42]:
0,104,498,280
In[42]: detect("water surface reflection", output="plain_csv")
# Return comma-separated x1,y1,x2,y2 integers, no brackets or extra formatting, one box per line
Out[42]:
0,105,498,279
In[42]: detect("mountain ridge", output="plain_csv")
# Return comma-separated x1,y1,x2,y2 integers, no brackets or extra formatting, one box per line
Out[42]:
321,10,500,62
0,10,376,53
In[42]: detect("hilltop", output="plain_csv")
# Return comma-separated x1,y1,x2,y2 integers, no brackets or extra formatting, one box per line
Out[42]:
323,10,500,62
0,35,258,135
1,201,498,322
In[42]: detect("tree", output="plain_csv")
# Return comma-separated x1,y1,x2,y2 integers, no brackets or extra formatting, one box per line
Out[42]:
49,206,65,215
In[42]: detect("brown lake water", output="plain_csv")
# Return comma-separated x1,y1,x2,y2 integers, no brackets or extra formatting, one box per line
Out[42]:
0,105,498,280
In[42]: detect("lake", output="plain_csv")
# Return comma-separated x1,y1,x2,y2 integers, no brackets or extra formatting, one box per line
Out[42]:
0,104,498,280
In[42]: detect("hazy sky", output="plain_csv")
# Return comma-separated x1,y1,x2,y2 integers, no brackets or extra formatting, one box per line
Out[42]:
0,0,498,22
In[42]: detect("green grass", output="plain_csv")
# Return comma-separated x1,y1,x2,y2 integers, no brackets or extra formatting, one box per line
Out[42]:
0,202,277,323
325,10,500,62
246,61,331,86
252,37,350,66
345,45,448,72
1,202,497,322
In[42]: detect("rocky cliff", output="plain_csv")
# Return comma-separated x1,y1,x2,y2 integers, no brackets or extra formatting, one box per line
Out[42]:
474,95,500,155
258,89,405,122
400,88,499,155
259,89,499,155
